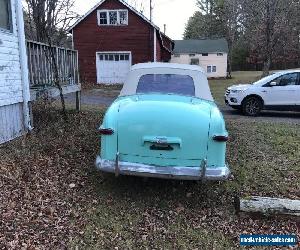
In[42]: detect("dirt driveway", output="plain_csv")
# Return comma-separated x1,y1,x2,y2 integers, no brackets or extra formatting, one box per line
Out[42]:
64,88,300,124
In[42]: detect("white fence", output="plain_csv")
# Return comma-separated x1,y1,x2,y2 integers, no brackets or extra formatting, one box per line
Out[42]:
26,40,79,87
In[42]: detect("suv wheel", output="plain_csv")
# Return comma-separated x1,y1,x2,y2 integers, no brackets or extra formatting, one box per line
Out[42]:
242,96,263,116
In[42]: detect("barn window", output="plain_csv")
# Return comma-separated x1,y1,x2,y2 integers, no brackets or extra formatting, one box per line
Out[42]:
98,10,128,26
119,11,128,25
109,11,118,25
99,12,108,25
0,0,12,32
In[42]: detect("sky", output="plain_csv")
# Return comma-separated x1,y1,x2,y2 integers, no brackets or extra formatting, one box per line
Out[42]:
73,0,197,40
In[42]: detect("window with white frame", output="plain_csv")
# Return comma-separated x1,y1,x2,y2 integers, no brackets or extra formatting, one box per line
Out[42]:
97,10,128,26
190,58,199,65
207,65,217,73
98,53,130,61
217,53,223,56
99,11,108,25
0,0,12,32
119,10,128,25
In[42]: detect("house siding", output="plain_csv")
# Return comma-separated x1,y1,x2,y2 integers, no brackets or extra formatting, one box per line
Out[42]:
0,3,23,107
156,35,162,62
73,0,156,83
0,103,24,144
171,53,228,78
0,0,28,143
160,33,173,62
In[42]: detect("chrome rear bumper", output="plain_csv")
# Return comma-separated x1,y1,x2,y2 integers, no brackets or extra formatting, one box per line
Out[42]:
95,156,230,181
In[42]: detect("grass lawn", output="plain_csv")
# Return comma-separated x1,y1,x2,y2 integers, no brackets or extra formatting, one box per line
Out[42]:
0,71,299,249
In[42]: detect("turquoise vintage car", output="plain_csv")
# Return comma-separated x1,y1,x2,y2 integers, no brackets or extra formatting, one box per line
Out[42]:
96,63,230,180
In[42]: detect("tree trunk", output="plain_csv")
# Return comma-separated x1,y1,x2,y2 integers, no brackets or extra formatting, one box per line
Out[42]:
238,196,300,217
227,41,233,78
262,54,271,77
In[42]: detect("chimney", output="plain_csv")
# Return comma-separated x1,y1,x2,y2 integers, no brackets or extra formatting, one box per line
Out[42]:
164,24,166,34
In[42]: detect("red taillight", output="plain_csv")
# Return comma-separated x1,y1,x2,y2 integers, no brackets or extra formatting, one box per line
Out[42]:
213,135,228,142
99,128,114,135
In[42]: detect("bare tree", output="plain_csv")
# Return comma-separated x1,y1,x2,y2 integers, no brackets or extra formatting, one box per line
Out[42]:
241,0,299,76
186,0,242,77
24,0,78,46
126,0,146,14
186,0,300,73
24,0,79,119
219,0,243,78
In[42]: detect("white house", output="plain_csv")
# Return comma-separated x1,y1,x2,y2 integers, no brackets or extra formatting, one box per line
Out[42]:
0,0,32,144
171,39,228,78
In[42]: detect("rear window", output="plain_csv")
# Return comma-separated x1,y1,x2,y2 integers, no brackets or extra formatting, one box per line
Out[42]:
136,74,195,96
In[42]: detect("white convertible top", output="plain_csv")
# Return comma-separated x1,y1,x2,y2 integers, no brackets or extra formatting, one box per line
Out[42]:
120,63,214,101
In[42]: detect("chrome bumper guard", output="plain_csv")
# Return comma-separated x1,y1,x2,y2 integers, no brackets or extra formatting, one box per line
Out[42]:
95,156,230,181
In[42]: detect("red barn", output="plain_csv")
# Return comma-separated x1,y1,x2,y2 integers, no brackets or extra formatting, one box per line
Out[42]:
69,0,174,84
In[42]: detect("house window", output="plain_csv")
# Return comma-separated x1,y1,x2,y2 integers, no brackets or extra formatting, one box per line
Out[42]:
190,58,199,65
207,65,217,73
189,54,196,57
202,53,208,56
217,53,223,56
98,10,128,26
0,0,12,32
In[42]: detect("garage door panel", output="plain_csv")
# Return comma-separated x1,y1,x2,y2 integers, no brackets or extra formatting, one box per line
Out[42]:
97,52,131,84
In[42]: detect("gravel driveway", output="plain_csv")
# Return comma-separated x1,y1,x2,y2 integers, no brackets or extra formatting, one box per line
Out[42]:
64,89,300,124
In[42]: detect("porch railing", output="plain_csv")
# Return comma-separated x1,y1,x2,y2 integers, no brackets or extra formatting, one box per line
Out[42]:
26,40,79,88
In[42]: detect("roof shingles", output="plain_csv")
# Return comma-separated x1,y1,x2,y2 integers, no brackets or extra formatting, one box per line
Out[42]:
173,39,228,54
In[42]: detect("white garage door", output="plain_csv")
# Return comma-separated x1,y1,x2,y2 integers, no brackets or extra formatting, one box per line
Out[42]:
96,52,131,84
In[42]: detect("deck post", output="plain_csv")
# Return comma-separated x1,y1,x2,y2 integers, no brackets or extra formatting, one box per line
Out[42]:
76,91,81,111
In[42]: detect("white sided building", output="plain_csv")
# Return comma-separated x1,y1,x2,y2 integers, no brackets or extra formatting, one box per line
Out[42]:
171,39,228,78
0,0,31,144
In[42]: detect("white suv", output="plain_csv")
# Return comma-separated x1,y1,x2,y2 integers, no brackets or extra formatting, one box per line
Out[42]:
225,70,300,116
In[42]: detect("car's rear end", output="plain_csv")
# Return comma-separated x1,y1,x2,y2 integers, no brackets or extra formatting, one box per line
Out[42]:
96,63,230,180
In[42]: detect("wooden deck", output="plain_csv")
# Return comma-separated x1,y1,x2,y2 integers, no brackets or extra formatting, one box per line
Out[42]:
26,40,81,108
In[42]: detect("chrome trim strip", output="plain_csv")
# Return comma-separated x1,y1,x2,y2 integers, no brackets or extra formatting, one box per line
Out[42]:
115,152,120,177
96,156,230,181
200,159,207,180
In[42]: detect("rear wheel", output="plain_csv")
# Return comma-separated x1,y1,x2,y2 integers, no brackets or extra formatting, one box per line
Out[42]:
242,96,263,116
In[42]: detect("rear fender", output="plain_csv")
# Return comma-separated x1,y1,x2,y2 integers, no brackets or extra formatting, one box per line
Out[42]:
207,107,227,168
100,101,120,161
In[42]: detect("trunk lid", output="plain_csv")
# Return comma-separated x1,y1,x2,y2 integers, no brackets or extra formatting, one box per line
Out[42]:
117,94,212,167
